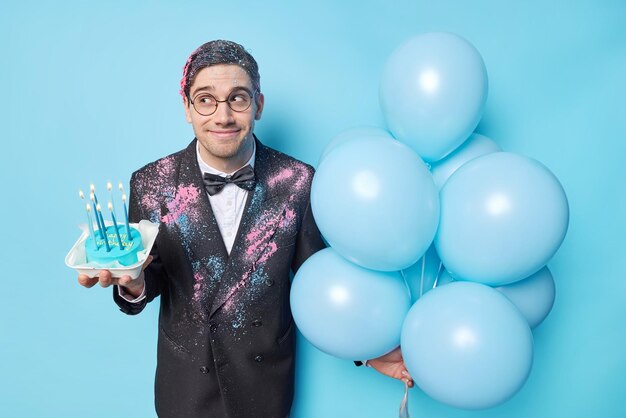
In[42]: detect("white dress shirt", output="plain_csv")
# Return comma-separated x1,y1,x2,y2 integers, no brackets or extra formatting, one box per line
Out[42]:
118,140,256,303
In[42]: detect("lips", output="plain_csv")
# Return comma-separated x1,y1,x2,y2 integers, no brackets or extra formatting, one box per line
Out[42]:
209,129,241,140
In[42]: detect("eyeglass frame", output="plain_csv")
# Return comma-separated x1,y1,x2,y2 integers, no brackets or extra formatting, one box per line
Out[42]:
187,88,260,116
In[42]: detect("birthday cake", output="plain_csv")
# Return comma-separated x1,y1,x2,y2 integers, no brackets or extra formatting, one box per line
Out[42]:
84,224,144,266
76,182,146,268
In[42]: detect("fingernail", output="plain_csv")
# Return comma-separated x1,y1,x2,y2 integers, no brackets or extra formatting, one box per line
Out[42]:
401,370,407,376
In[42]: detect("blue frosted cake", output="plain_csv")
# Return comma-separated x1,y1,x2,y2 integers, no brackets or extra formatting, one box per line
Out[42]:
84,224,144,266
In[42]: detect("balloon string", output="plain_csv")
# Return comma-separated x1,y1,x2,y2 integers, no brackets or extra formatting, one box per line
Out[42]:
399,380,410,418
433,260,443,288
419,255,426,297
399,269,412,301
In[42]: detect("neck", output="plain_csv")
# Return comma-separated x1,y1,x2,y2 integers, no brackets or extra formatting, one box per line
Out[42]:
200,136,255,174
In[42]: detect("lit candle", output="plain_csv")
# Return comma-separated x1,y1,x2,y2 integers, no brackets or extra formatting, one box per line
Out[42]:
121,193,130,237
85,203,98,249
107,181,116,214
90,183,99,205
90,192,105,239
96,203,111,252
80,190,98,247
90,184,107,237
108,202,124,250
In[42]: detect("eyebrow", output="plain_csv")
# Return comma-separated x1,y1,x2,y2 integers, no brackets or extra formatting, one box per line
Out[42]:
191,85,253,98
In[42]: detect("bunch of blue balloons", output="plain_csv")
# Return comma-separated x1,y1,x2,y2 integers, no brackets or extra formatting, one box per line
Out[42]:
290,32,569,410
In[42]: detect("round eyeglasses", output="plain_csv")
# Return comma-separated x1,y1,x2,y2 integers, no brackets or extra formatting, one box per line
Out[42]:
189,89,258,116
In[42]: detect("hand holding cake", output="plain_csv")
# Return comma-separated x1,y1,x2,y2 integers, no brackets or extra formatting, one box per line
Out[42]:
77,255,153,297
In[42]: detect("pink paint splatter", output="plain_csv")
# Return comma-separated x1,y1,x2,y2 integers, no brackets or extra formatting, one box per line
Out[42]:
192,272,204,302
280,208,296,227
161,184,201,224
256,242,278,264
268,168,294,188
138,156,176,216
293,164,311,191
245,209,283,256
222,270,251,312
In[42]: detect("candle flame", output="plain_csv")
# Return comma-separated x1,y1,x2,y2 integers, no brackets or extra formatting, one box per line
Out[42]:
122,193,127,202
108,202,113,211
96,203,102,212
118,182,124,191
90,193,95,202
90,184,95,193
86,203,91,212
79,190,85,199
107,181,112,191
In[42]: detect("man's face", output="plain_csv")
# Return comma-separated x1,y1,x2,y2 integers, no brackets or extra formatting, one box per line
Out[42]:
184,64,264,169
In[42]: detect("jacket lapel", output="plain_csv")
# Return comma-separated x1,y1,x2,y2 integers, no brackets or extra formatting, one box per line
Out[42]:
171,139,229,261
161,140,229,321
209,139,289,318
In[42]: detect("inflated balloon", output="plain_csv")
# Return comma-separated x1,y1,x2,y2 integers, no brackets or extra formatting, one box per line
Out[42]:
401,244,442,303
312,137,439,271
379,32,488,162
430,133,501,189
290,248,411,360
435,267,556,329
496,266,556,329
319,126,392,164
401,282,534,410
435,152,569,285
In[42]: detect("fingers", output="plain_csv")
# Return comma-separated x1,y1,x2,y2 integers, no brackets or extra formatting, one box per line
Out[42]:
118,274,134,287
78,265,147,290
78,271,117,288
77,274,99,288
98,270,117,288
401,370,414,388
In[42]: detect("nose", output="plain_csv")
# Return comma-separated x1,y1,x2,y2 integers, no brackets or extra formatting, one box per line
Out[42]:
213,101,235,125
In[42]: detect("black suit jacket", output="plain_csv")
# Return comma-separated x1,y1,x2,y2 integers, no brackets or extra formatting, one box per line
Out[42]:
114,138,325,418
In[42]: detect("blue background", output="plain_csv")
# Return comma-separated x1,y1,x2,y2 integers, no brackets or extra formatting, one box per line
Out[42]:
1,1,625,417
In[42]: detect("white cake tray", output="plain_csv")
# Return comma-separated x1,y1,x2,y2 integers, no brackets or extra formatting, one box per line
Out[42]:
65,220,160,279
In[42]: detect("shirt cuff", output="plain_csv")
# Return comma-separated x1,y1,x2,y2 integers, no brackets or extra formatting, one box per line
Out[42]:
117,284,146,303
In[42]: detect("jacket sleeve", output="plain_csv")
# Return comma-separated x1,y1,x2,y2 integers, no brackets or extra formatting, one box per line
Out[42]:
290,194,326,274
113,172,165,315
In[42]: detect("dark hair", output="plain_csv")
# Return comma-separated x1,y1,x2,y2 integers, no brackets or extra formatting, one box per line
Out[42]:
180,40,261,99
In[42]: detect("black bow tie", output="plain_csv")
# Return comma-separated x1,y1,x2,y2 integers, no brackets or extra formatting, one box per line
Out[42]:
203,165,256,196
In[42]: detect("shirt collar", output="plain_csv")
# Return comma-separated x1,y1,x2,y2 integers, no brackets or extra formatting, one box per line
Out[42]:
196,139,256,176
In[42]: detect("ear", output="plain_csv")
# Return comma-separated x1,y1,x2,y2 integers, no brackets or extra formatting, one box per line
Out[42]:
254,93,265,121
183,96,192,124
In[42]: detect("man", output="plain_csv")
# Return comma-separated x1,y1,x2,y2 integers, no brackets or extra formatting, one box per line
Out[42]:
78,40,412,418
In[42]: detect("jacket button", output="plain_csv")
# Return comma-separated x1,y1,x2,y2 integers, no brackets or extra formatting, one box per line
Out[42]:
254,355,264,363
209,322,218,333
265,279,275,287
252,319,262,327
200,366,209,374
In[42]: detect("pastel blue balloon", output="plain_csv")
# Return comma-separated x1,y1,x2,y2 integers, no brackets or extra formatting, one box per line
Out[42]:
312,137,439,271
401,282,534,410
496,266,556,329
290,248,411,360
435,267,556,329
380,32,488,162
401,244,442,303
430,133,501,189
435,152,569,285
319,126,392,164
